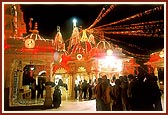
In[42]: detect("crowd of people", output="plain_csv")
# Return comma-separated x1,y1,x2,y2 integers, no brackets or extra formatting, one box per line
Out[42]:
28,71,163,111
94,74,163,111
74,79,95,101
73,73,163,111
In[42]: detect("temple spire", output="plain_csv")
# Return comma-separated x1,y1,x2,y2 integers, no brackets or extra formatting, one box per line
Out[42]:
29,18,33,31
54,26,65,51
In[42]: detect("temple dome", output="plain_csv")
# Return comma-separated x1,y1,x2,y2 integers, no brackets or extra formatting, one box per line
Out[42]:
96,39,111,50
69,29,94,54
24,33,46,41
24,22,46,41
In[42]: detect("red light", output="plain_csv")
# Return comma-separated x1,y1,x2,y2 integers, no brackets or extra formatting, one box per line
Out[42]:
4,44,10,49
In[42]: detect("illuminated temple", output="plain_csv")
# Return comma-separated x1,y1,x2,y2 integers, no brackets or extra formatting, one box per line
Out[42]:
3,4,164,108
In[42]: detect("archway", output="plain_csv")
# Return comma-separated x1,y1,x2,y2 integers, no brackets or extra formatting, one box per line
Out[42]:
53,67,69,100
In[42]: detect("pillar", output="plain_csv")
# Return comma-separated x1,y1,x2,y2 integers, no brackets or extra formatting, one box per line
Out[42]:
44,85,53,108
69,62,76,99
18,60,23,90
71,73,75,99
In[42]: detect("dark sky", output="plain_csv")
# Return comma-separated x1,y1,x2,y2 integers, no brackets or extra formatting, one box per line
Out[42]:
20,3,164,55
20,4,105,39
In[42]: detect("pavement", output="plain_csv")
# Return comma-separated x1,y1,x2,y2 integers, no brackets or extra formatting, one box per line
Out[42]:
4,94,165,113
31,99,96,112
50,99,96,112
31,95,165,113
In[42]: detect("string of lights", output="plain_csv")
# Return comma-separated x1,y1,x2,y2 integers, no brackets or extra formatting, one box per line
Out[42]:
92,5,163,29
87,7,105,30
122,49,150,59
88,19,163,38
87,31,152,61
87,30,152,54
63,5,163,58
103,29,163,38
87,4,116,30
95,20,163,31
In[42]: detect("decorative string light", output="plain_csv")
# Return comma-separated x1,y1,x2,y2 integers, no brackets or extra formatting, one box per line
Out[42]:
88,4,116,30
88,31,151,61
96,20,163,31
93,6,163,29
65,5,163,59
103,29,163,38
88,31,152,53
87,7,105,30
122,49,150,58
92,19,164,38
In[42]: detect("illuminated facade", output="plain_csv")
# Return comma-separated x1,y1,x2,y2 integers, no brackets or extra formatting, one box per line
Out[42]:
4,4,141,108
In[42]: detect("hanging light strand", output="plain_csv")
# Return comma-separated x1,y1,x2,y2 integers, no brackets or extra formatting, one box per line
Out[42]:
93,6,163,30
87,31,151,60
103,29,163,38
87,30,152,54
91,20,163,38
87,7,105,30
87,4,116,30
95,20,163,31
122,48,150,58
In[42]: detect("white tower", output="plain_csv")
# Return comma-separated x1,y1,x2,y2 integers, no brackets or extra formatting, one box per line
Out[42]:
73,18,77,29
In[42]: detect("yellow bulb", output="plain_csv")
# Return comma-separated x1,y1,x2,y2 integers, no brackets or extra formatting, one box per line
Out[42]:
106,49,113,56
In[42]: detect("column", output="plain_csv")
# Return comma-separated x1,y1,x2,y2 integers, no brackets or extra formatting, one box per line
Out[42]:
69,63,76,99
71,73,75,99
44,85,53,108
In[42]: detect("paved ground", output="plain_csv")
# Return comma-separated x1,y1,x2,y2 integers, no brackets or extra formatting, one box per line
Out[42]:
31,95,165,113
49,99,96,112
5,94,165,113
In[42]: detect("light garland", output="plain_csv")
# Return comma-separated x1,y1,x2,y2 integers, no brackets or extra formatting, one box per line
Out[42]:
66,5,163,60
89,31,152,53
93,6,163,29
103,29,163,38
86,32,152,61
95,20,163,31
88,4,116,29
122,49,150,58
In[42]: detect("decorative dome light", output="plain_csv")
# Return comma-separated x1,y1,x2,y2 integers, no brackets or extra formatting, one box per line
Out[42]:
24,33,46,41
77,54,83,60
24,22,46,41
96,40,111,50
81,30,88,42
106,49,113,56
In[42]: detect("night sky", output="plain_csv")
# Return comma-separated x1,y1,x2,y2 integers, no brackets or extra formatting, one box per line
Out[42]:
20,3,164,55
20,4,104,39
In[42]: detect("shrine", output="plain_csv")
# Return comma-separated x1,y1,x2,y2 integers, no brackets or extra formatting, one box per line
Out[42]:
3,4,165,109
